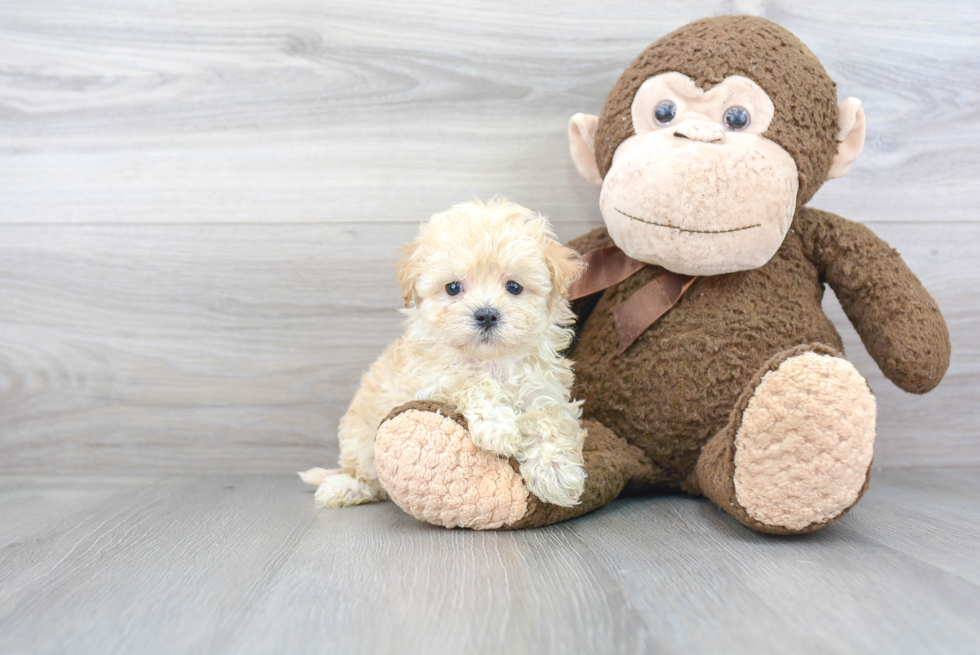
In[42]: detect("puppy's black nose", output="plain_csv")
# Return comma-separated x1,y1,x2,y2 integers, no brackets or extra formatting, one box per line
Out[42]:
473,307,499,331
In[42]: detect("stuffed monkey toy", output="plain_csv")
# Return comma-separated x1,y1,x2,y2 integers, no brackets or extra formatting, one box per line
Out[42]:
370,15,950,534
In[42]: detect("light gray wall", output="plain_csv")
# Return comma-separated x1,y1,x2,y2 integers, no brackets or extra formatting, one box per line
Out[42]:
1,0,977,473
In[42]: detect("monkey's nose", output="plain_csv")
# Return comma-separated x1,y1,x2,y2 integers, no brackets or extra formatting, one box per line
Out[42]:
672,119,724,143
473,307,500,331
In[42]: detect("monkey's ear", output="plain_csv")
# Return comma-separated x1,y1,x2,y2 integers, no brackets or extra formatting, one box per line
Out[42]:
544,239,586,308
395,240,422,307
568,113,604,187
828,98,866,180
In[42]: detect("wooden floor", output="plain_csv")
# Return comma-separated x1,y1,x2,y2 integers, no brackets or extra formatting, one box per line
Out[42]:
1,468,979,655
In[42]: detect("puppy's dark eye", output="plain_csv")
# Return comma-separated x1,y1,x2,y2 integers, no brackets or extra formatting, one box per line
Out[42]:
654,100,677,125
505,281,523,295
446,281,462,296
723,106,750,131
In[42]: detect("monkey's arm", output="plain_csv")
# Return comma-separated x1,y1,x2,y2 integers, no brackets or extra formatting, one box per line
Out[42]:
796,207,950,394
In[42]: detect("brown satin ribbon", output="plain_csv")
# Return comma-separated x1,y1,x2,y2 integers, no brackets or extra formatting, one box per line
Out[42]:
568,244,696,354
568,246,648,301
613,272,696,354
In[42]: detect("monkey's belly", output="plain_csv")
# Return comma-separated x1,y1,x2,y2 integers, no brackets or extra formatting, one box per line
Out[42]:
571,237,843,483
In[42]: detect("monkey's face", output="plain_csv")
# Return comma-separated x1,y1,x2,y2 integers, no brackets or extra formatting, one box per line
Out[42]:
568,16,865,277
598,73,799,276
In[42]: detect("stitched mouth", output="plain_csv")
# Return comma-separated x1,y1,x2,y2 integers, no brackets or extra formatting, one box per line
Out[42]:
616,208,761,235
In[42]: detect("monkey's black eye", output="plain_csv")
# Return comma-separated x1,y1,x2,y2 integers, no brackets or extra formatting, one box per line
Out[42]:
446,281,462,296
723,106,751,131
505,281,523,295
654,100,677,125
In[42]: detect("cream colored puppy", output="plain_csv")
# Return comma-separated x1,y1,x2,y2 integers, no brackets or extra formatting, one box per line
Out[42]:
301,198,587,508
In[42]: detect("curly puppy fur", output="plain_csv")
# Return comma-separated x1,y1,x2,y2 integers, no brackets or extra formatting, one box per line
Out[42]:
304,198,587,508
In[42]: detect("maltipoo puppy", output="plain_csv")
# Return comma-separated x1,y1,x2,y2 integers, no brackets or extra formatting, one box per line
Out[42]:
301,198,587,508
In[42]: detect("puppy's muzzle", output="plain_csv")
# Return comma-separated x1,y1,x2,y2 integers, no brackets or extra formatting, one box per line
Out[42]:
473,307,500,333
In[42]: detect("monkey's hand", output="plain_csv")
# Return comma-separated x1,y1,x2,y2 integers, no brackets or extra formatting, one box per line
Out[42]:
797,207,950,393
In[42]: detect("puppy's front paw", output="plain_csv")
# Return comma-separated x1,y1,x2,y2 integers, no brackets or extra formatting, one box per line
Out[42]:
468,406,521,458
519,450,586,508
313,473,385,508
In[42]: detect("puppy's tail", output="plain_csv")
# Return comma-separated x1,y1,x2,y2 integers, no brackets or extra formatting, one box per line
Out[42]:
297,467,338,487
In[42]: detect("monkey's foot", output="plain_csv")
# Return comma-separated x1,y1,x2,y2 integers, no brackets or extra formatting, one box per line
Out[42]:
696,344,876,534
374,400,531,530
375,401,653,530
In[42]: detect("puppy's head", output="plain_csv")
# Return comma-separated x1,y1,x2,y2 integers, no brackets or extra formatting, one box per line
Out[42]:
397,198,584,358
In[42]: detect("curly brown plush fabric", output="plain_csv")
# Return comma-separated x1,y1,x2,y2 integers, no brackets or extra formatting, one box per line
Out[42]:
554,212,944,516
568,223,840,483
567,209,948,488
796,209,951,392
594,15,839,208
503,420,655,530
383,399,468,430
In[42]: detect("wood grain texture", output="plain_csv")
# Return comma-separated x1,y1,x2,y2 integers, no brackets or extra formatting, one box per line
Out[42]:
1,221,976,473
0,0,977,473
1,0,978,225
1,469,978,654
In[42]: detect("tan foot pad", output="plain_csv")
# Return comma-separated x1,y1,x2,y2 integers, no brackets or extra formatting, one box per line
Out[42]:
374,409,529,530
734,352,876,531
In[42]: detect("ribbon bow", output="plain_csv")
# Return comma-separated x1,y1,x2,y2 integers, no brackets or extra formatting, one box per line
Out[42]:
568,245,696,354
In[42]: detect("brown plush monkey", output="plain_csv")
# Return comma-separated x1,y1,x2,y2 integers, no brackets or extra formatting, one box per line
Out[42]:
372,15,950,534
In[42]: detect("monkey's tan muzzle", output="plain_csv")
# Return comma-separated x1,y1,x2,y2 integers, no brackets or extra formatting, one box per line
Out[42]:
672,119,725,143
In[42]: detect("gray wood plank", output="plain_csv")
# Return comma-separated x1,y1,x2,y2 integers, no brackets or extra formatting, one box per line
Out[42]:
0,475,317,655
0,470,977,655
0,476,152,547
1,0,977,225
1,221,976,473
561,470,980,654
837,468,980,586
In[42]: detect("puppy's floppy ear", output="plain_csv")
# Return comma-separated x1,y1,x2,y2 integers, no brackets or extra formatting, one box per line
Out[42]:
544,238,585,306
395,239,423,307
